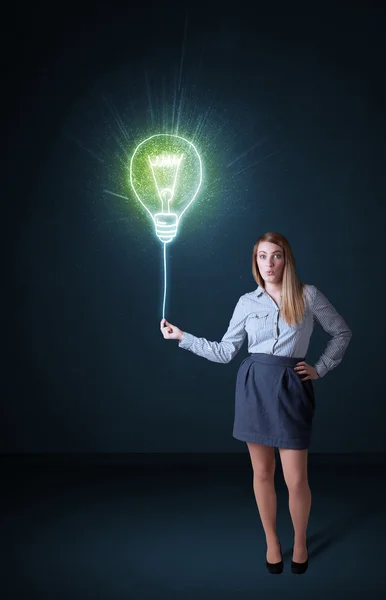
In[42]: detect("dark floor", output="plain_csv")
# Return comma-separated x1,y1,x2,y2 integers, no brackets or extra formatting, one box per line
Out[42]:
1,453,386,600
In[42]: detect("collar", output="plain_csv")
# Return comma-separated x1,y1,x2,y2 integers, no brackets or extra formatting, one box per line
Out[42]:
256,285,264,297
256,285,282,298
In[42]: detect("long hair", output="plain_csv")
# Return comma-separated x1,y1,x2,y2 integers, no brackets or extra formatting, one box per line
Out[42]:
252,232,311,326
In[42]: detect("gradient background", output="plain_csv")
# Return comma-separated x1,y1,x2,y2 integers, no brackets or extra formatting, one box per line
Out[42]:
4,1,386,456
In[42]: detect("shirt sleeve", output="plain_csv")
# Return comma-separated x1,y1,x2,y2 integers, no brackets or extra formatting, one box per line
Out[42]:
312,286,352,378
178,297,247,363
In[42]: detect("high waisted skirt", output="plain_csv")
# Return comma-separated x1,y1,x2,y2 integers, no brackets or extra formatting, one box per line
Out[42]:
233,353,316,449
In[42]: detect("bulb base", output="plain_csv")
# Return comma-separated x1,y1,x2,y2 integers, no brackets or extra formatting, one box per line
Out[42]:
154,213,178,243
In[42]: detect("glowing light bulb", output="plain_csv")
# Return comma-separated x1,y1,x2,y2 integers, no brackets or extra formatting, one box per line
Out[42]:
130,134,202,243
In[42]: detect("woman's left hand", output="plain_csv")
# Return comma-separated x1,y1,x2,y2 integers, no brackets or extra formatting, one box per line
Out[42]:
294,361,320,381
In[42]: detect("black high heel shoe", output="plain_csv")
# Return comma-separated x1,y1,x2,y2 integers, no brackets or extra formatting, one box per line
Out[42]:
266,541,283,574
291,548,308,574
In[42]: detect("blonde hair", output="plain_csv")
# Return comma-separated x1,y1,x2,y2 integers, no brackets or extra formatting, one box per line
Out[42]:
252,232,311,326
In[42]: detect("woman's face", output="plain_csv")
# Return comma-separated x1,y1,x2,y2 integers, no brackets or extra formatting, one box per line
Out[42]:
256,242,285,284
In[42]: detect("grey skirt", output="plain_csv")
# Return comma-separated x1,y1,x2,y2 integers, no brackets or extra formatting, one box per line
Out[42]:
233,353,316,450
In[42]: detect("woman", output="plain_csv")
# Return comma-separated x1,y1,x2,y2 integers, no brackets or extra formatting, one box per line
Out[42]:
160,231,352,575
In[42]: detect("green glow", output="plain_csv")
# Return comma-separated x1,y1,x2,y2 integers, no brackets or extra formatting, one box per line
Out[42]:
130,134,202,243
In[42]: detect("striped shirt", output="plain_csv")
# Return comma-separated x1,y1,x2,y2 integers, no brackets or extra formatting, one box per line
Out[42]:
178,284,352,378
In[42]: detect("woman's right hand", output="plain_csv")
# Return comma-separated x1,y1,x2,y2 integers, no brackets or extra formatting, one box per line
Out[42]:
160,318,184,341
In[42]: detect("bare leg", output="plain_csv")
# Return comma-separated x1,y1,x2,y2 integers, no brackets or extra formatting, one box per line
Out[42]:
279,447,310,562
246,442,282,563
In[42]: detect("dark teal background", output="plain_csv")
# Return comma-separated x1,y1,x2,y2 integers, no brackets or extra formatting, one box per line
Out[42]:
4,2,385,453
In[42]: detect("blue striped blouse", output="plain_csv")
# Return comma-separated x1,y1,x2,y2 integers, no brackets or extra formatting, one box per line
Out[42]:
178,284,352,378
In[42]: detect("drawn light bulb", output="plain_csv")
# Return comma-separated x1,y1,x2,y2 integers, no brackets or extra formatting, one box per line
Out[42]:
130,133,202,243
